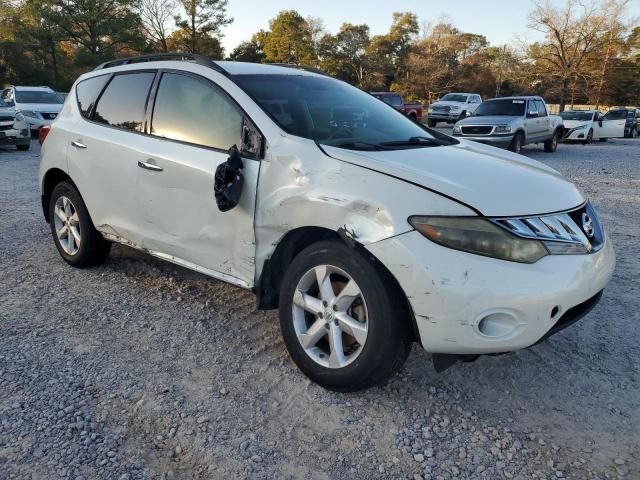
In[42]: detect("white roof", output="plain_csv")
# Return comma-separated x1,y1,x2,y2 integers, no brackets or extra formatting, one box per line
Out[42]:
14,86,54,92
217,61,321,76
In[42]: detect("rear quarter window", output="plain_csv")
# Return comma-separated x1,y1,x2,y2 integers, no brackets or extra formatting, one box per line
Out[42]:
93,72,155,132
76,75,110,119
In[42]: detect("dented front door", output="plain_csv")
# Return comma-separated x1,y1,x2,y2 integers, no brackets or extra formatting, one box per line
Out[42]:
135,71,259,288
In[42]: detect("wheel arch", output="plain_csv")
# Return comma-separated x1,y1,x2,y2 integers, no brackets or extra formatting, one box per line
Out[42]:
41,168,78,223
256,226,421,344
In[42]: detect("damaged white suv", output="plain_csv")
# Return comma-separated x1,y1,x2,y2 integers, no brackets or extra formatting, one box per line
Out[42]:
39,54,615,391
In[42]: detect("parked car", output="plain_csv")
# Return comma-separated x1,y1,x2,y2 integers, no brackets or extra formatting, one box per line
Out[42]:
560,110,626,143
39,54,614,391
0,98,31,150
427,92,482,127
452,96,564,153
622,108,640,138
1,85,63,133
370,92,423,122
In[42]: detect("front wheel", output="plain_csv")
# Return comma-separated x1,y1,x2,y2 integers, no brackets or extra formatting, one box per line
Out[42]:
49,182,111,267
508,132,524,153
583,128,593,145
427,119,437,127
278,240,413,392
544,130,560,152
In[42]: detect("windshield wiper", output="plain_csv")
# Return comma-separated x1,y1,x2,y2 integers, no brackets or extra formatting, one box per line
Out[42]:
328,141,393,151
380,136,451,147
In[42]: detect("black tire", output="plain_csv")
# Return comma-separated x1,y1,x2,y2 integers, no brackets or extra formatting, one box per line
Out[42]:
48,181,111,268
427,119,437,127
458,111,466,122
544,129,560,152
278,240,413,392
599,138,607,143
508,131,524,153
631,128,638,139
408,113,417,122
583,128,593,145
17,143,30,151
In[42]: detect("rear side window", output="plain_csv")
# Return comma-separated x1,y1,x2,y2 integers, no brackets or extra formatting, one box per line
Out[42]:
150,72,242,150
93,72,155,132
76,75,110,119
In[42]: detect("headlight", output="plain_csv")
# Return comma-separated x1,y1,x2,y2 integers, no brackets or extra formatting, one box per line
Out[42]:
409,216,548,264
494,125,512,133
573,124,588,131
452,125,461,134
14,112,25,122
20,110,39,119
450,106,461,111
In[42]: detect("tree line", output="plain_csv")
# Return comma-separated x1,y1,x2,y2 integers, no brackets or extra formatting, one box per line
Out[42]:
1,0,638,109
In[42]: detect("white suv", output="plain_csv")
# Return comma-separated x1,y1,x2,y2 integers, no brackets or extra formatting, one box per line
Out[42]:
1,85,64,133
38,54,615,391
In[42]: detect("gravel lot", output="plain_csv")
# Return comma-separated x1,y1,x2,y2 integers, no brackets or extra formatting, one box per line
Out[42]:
1,137,638,480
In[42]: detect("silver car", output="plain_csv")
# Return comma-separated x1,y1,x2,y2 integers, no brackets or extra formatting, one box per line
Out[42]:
1,86,63,134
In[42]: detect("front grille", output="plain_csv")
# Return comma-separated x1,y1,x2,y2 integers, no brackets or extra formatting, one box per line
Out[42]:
493,203,604,254
461,125,493,135
0,124,12,131
0,115,14,122
432,105,450,112
41,112,57,120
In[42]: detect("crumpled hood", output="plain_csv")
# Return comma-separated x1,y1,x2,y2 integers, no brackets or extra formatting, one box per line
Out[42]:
321,139,584,217
457,115,520,125
562,120,591,129
0,107,16,117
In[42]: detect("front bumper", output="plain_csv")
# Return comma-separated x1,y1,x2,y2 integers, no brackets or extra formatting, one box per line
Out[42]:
561,128,589,142
428,112,461,122
366,230,615,354
0,127,31,146
452,133,513,149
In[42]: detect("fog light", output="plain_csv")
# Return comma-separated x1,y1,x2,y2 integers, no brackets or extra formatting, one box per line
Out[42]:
477,312,518,338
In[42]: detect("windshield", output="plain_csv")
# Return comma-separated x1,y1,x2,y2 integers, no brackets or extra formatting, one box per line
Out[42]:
233,74,451,150
628,111,635,119
473,99,525,116
15,90,63,104
440,94,468,102
560,111,593,121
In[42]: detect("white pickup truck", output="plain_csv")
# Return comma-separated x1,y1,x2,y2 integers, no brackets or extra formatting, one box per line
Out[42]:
452,96,564,153
427,92,483,126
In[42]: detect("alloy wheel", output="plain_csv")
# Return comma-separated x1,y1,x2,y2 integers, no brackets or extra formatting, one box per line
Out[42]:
291,265,368,369
53,196,81,255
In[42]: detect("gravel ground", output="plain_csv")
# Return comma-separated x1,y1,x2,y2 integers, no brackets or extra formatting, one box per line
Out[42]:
0,137,638,480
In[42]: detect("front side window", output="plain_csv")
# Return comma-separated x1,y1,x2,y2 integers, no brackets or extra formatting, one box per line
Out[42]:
233,74,447,151
534,100,547,117
93,72,155,132
604,109,627,121
76,75,110,119
15,90,63,104
388,95,402,106
150,72,242,149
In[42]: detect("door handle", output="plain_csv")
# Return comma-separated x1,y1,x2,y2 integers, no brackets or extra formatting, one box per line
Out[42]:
71,141,87,149
138,160,163,172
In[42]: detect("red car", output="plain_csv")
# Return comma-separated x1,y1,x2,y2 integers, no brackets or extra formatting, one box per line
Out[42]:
371,92,423,122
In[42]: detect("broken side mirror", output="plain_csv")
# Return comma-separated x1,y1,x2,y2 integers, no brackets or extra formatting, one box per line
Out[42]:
214,145,244,212
241,118,263,158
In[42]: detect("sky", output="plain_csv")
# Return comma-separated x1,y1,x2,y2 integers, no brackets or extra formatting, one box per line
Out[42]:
221,0,640,55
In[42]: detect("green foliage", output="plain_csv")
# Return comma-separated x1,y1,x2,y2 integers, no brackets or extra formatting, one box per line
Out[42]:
174,0,232,54
259,10,316,65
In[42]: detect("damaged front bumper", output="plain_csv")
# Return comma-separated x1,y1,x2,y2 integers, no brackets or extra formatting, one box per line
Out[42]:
366,229,615,365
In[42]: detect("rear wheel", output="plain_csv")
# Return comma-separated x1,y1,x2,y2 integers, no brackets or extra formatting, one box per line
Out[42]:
508,132,524,153
49,182,111,267
544,130,560,152
278,240,412,392
599,138,608,142
17,143,30,151
408,113,417,122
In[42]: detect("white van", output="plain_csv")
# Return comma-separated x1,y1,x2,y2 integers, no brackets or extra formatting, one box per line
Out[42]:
38,54,615,391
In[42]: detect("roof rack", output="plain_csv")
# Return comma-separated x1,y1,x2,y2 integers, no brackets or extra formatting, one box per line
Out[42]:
267,63,329,76
94,53,228,75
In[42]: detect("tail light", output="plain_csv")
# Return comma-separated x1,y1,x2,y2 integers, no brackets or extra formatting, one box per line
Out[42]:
39,125,51,145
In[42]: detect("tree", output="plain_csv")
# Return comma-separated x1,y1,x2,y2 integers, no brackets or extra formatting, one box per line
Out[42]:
318,23,370,85
174,0,232,54
260,10,316,65
527,0,631,111
228,37,264,63
32,0,145,65
139,0,178,52
167,28,224,58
